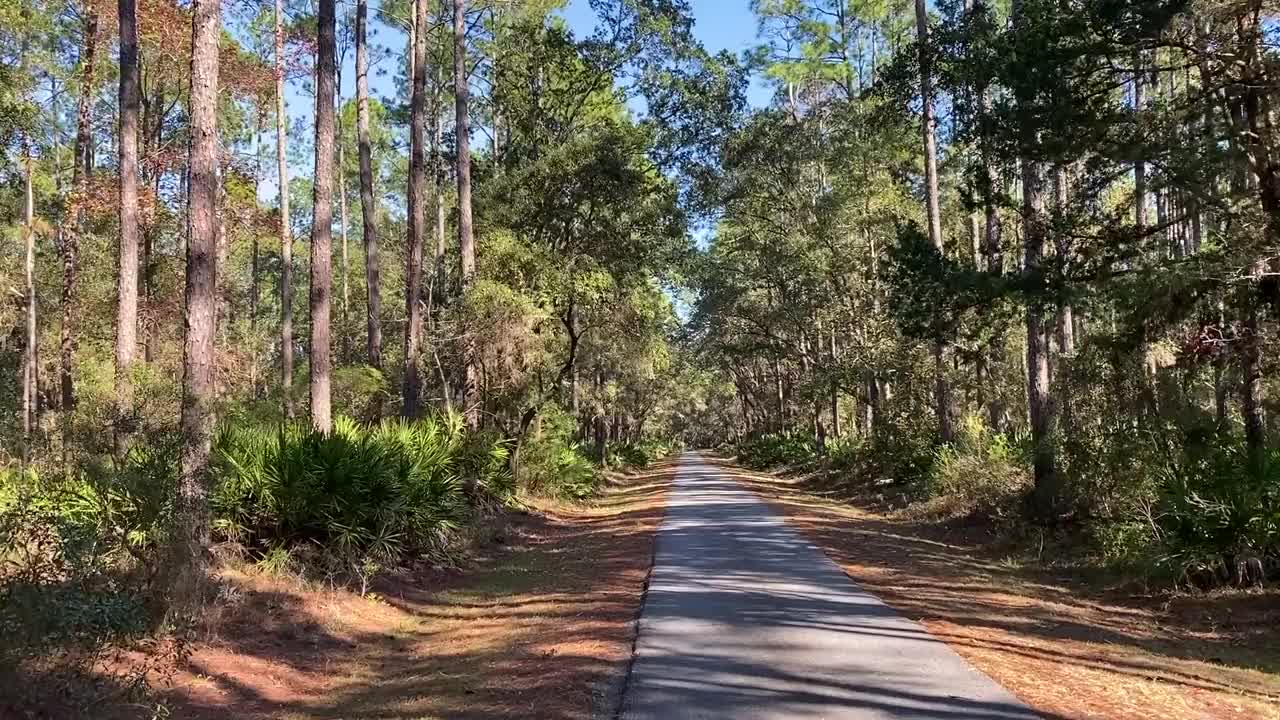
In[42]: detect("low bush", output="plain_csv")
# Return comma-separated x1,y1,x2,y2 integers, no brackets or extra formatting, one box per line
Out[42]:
827,410,938,487
825,435,863,472
0,448,184,717
516,407,601,499
212,413,509,567
918,415,1031,520
608,438,679,468
736,430,816,469
1154,444,1280,587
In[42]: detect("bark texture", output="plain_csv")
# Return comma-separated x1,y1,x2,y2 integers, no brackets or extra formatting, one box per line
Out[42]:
22,155,37,462
116,0,141,436
276,0,293,416
356,0,382,397
455,0,479,428
171,0,221,616
63,7,99,411
913,0,952,442
310,0,336,433
403,0,429,419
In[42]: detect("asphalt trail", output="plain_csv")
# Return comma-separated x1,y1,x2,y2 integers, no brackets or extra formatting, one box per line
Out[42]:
620,453,1040,720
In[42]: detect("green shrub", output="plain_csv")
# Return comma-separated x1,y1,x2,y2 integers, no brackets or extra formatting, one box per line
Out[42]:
608,438,679,468
828,408,938,486
211,413,506,565
825,435,862,472
456,428,515,502
516,407,600,499
1155,444,1280,586
0,464,172,716
736,430,816,469
922,415,1031,520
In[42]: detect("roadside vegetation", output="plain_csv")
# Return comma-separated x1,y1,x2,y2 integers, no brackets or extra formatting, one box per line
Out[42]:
1,0,696,714
4,0,1280,716
694,0,1280,596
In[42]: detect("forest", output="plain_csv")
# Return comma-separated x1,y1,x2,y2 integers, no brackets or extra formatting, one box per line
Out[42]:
1,0,1278,716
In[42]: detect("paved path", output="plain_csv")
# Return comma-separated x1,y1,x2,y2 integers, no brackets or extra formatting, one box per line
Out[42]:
621,454,1039,720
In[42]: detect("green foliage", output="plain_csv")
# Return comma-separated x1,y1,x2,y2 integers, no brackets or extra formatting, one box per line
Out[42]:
923,415,1031,520
608,438,679,468
824,435,862,471
0,461,174,716
854,404,941,487
736,430,817,469
516,407,600,499
1155,446,1280,585
0,470,150,659
211,414,504,565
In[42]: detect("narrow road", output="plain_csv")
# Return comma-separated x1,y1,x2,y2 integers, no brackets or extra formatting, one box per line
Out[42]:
621,454,1039,720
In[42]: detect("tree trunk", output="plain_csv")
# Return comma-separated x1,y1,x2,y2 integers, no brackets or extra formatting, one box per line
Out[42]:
356,0,382,409
426,60,444,323
1134,50,1147,233
310,0,336,434
969,0,1004,432
215,171,229,355
1054,165,1075,359
1241,263,1266,455
1215,299,1230,429
116,0,141,444
336,67,350,366
1023,153,1060,517
434,62,446,301
63,6,98,411
276,0,293,416
171,0,221,618
455,0,479,428
251,110,263,397
913,0,952,443
403,0,429,419
774,358,785,430
22,153,37,464
829,328,840,438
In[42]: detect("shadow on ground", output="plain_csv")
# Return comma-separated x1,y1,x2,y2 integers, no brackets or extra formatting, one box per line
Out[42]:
723,460,1280,719
622,459,1046,720
166,465,671,720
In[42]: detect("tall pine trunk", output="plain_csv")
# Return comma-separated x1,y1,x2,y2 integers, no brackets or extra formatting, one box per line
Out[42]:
1054,165,1076,359
116,0,141,444
433,62,446,303
171,0,221,616
1134,50,1147,234
336,67,350,365
1012,0,1059,519
913,0,952,443
967,0,1005,432
310,0,336,433
275,0,293,416
455,0,479,428
64,6,98,411
356,0,382,413
1025,160,1059,517
251,110,263,397
403,0,428,419
425,61,442,323
22,153,37,464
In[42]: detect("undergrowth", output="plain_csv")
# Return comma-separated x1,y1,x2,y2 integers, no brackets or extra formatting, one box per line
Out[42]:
735,412,1280,590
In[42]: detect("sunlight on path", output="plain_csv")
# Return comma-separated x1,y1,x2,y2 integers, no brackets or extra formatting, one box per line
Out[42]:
621,453,1041,720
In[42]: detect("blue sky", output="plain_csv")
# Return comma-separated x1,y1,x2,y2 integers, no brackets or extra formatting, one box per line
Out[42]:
560,0,772,107
333,0,770,131
269,0,771,200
